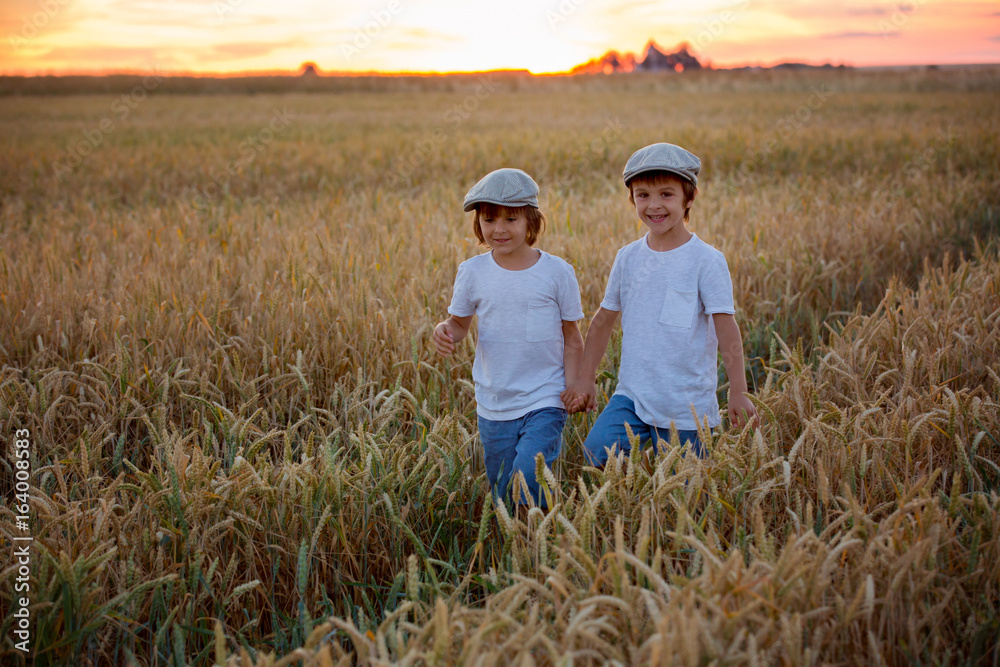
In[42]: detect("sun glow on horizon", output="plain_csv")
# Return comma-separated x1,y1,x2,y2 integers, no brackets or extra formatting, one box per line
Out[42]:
1,0,998,76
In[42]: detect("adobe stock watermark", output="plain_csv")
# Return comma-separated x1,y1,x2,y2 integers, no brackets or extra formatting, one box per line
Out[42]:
546,0,588,29
554,117,626,183
878,0,926,38
387,75,499,186
52,68,164,180
729,84,834,190
341,0,402,61
214,0,246,22
212,0,246,21
191,107,296,208
861,128,956,224
10,427,34,654
547,0,749,52
7,0,70,53
690,0,750,54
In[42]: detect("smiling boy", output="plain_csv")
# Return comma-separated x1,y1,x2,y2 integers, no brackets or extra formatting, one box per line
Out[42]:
567,143,757,465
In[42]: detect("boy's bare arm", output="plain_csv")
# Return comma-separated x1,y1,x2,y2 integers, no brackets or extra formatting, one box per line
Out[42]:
562,320,585,387
433,315,473,356
559,319,585,410
567,307,620,412
713,312,758,428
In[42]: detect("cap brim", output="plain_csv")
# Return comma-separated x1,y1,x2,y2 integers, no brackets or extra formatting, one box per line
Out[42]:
623,167,696,187
463,198,537,212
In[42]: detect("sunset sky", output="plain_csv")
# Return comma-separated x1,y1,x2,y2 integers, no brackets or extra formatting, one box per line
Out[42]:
2,0,999,75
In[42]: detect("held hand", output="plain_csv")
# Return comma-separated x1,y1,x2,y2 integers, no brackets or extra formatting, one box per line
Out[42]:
560,388,585,413
562,381,597,414
432,320,456,356
727,390,759,429
578,382,598,413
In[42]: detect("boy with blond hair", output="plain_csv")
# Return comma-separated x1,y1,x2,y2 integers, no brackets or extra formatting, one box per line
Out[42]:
434,168,585,508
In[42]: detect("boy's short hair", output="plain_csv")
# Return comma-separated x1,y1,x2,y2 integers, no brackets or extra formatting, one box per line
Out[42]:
627,170,698,221
473,203,546,247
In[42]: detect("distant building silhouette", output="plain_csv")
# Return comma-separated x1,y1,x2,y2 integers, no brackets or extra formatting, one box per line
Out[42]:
299,62,320,76
636,41,701,72
571,40,702,74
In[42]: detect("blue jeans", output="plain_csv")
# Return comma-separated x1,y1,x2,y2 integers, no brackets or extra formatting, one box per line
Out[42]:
582,394,705,467
478,407,567,509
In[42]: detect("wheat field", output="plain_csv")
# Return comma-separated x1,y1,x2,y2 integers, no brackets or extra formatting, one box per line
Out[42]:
1,68,999,665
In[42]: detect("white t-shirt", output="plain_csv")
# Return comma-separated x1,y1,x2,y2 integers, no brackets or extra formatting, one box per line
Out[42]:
601,233,735,430
448,251,585,421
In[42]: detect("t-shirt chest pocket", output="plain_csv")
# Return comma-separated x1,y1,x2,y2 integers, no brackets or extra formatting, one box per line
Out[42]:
659,286,697,329
526,300,559,341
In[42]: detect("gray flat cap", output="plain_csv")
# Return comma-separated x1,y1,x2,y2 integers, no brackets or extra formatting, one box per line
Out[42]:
622,143,700,187
463,168,539,212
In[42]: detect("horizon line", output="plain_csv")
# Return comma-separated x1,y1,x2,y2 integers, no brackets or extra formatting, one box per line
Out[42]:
5,61,999,79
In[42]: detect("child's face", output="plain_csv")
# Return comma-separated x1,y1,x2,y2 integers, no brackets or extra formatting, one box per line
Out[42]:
479,207,532,260
632,176,692,245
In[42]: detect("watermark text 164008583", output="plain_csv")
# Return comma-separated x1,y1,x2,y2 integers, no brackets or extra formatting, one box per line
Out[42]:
11,427,33,653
